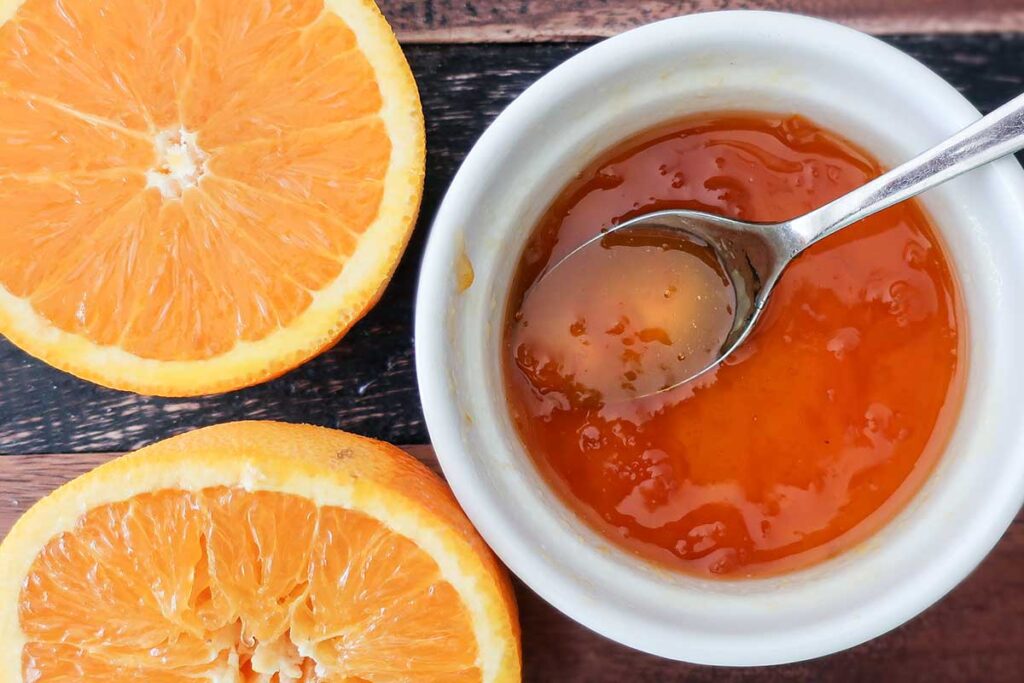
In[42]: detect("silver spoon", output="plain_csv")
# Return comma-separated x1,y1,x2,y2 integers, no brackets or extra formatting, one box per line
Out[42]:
541,93,1024,401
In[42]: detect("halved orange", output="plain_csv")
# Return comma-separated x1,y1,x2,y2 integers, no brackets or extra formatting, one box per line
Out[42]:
0,422,521,681
0,0,425,395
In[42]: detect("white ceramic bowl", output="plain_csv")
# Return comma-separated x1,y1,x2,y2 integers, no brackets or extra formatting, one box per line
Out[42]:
415,11,1024,665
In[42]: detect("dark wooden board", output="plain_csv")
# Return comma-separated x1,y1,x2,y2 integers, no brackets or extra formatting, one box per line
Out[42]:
1,450,1021,682
3,34,1024,454
378,1,1024,41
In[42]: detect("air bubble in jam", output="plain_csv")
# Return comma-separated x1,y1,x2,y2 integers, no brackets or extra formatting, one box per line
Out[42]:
504,113,964,578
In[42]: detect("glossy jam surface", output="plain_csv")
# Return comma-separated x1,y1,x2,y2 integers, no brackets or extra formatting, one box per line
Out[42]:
504,114,964,578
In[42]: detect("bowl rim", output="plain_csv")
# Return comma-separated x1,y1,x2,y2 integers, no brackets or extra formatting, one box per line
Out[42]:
416,9,1024,666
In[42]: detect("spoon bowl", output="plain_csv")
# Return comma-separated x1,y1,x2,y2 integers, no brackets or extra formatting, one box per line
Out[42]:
540,210,796,398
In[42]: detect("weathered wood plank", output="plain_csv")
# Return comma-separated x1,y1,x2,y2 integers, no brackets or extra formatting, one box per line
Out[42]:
0,446,440,536
377,1,1024,42
1,449,1021,681
2,35,1023,455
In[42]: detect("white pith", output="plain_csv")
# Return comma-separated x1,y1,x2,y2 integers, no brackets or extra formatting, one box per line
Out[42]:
145,127,210,200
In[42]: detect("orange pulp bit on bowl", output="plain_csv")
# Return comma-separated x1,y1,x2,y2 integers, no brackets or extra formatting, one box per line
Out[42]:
0,0,425,396
0,421,521,681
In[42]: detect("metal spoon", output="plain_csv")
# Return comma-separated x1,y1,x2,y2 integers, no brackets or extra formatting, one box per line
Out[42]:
541,92,1024,401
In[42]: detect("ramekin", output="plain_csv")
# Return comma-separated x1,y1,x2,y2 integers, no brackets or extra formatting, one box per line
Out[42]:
415,11,1024,665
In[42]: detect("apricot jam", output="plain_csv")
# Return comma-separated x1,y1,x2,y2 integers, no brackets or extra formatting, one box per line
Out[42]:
504,114,964,578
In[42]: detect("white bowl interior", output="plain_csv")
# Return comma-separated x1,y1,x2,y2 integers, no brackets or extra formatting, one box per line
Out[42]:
417,12,1024,665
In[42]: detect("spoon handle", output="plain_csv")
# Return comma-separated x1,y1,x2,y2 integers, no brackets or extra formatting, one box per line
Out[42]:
789,91,1024,249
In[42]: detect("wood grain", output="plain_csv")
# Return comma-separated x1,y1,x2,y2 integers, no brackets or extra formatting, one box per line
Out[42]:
377,1,1024,42
3,35,1024,455
0,446,440,535
1,449,1021,682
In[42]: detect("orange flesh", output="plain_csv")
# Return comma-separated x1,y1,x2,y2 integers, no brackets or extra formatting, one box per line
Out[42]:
19,488,479,680
505,114,965,578
0,0,389,360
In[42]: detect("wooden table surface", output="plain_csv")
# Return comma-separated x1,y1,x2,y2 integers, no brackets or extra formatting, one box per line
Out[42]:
2,2,1023,681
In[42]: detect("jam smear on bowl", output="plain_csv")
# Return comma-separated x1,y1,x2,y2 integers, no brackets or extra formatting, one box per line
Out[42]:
504,113,965,578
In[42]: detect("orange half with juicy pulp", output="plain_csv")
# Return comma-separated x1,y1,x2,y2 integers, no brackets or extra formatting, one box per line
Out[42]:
0,0,425,395
0,421,521,681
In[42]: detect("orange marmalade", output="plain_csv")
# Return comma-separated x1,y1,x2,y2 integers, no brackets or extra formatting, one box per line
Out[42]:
503,114,964,578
